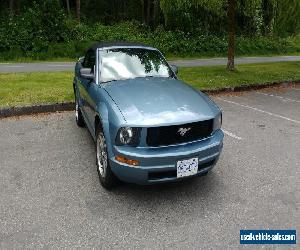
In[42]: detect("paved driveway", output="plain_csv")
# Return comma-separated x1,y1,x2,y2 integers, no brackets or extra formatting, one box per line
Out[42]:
0,87,299,248
1,55,300,72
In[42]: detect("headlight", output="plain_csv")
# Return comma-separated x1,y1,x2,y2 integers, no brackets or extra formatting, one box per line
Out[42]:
213,113,222,131
116,127,141,146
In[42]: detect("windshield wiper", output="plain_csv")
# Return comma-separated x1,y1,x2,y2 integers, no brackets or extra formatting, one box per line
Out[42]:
102,79,119,84
102,76,169,83
146,75,156,78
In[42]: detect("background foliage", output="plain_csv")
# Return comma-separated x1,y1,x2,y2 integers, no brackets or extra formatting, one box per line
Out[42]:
0,0,299,60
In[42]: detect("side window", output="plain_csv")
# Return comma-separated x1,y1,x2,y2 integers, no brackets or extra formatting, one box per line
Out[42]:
83,50,95,72
82,51,90,67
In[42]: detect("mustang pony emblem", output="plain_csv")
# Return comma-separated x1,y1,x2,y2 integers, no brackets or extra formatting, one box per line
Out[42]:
178,127,191,136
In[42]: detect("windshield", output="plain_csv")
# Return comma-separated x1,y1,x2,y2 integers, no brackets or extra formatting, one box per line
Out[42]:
99,48,173,83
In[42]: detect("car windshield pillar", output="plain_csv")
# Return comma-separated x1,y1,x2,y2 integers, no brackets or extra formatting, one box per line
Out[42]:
96,48,100,85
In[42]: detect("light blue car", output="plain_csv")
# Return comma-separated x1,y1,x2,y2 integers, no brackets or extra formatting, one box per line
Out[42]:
73,42,223,188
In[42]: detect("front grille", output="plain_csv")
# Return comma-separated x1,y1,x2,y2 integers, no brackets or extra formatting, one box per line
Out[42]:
198,159,216,170
148,170,177,180
147,119,213,147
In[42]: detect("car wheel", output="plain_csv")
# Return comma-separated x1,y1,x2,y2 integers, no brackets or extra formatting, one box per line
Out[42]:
75,97,85,127
201,171,208,176
96,127,118,189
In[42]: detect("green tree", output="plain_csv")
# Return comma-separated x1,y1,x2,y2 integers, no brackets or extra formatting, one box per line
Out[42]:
274,0,300,36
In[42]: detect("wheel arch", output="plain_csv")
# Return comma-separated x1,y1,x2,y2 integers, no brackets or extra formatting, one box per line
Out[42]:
73,77,77,93
94,104,115,158
95,115,103,132
94,103,109,139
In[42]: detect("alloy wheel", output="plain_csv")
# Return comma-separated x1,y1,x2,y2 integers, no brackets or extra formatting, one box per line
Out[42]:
97,132,108,177
75,100,79,121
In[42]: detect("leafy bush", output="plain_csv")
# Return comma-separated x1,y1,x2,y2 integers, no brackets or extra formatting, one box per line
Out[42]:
0,7,299,61
0,0,76,52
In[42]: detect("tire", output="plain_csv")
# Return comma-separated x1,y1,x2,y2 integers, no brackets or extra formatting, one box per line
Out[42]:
75,96,85,127
96,127,118,189
201,171,208,176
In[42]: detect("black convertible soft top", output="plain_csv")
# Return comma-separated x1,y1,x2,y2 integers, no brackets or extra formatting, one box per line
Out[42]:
88,41,154,52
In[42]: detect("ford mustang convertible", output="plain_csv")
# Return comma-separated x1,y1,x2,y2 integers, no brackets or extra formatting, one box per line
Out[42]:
73,42,223,188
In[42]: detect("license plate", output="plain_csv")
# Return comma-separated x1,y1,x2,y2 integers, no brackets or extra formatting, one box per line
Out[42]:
177,157,198,178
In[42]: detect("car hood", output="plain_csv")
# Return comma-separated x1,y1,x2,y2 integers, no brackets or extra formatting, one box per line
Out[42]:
103,77,219,126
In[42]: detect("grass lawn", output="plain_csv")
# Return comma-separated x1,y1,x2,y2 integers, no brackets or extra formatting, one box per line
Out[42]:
0,72,74,107
178,61,300,90
0,57,76,63
167,52,300,61
0,61,299,107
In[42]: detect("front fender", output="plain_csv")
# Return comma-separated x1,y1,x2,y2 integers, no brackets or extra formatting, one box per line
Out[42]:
95,102,109,140
96,100,125,158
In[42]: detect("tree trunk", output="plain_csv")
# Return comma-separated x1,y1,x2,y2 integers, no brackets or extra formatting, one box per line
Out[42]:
111,0,118,22
227,0,235,71
153,0,159,28
143,0,148,24
76,0,80,22
66,0,70,15
141,0,144,23
147,0,151,25
9,0,14,15
15,0,20,15
262,0,274,35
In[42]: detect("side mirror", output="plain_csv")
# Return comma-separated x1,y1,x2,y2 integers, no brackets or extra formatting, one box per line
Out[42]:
170,64,178,74
80,67,94,80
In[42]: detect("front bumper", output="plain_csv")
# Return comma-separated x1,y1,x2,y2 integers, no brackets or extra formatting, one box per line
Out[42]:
109,129,224,185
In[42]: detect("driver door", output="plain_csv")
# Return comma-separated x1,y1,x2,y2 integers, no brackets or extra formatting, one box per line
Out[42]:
78,49,96,129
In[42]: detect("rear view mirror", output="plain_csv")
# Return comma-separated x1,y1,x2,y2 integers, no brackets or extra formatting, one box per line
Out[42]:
80,68,94,80
170,64,178,74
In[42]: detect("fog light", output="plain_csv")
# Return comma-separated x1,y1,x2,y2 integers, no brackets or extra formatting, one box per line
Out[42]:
115,155,139,166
